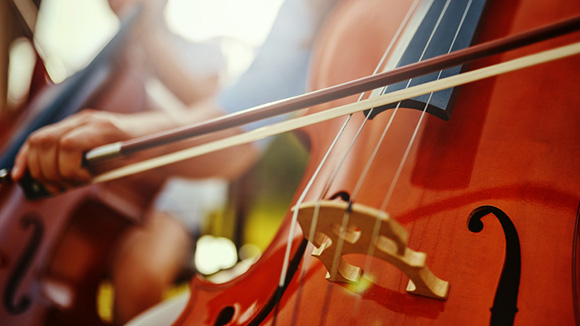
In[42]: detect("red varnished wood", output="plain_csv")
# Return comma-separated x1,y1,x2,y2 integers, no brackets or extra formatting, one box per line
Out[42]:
176,0,580,324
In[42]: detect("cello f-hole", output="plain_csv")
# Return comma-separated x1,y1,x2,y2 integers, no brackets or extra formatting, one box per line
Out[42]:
468,205,521,326
3,213,43,315
329,191,351,202
214,306,235,326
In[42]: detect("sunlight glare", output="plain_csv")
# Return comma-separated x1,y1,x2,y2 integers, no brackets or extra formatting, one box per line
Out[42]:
34,0,283,83
7,38,36,107
194,235,238,275
34,0,118,83
165,0,284,79
165,0,283,46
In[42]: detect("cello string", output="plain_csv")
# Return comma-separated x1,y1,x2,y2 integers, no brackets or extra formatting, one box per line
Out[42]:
321,0,453,286
354,0,474,279
289,0,425,320
306,0,429,203
351,0,465,202
316,1,455,320
299,0,424,268
297,0,434,206
288,0,449,321
281,0,424,294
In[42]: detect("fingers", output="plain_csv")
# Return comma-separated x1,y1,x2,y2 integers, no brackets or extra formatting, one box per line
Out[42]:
11,142,29,181
12,110,123,194
24,120,91,193
30,128,64,190
57,125,108,183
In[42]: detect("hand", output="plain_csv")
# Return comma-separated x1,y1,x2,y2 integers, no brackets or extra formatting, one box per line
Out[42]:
11,109,133,194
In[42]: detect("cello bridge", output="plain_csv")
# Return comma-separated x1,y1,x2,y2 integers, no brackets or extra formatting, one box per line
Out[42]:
294,200,449,300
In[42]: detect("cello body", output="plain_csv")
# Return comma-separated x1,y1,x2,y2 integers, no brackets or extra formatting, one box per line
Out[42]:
175,0,580,325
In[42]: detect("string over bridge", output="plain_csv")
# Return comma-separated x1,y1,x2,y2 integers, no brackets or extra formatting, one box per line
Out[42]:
294,200,449,300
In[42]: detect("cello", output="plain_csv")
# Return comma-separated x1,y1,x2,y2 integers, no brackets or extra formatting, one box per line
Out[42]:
159,0,580,324
5,0,580,324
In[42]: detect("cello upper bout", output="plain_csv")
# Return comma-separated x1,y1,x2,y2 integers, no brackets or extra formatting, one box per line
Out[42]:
308,0,415,102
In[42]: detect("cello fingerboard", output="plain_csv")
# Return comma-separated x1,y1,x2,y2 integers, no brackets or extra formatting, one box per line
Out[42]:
368,0,488,121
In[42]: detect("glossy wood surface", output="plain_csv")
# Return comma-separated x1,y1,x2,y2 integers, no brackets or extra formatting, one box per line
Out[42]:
176,0,580,324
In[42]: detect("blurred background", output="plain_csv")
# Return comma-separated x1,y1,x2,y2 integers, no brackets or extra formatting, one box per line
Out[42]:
17,0,284,82
1,0,308,322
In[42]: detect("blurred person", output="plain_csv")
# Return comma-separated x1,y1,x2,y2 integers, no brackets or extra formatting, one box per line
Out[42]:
103,0,232,324
11,0,337,323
